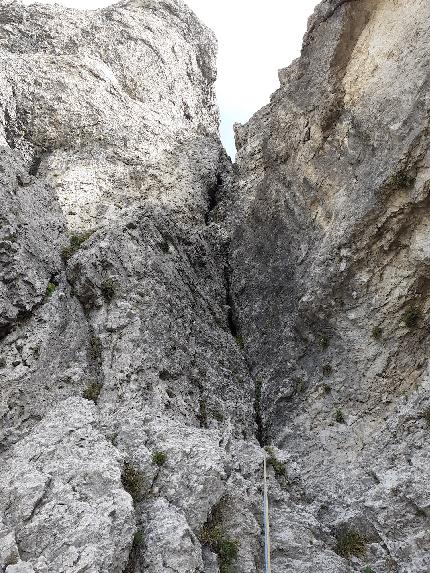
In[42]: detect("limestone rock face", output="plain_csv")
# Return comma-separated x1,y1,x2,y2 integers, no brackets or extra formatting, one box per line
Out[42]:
233,0,430,571
1,0,430,572
0,1,258,572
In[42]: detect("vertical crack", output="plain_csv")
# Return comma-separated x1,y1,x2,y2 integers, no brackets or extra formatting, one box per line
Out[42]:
205,174,222,225
224,262,238,337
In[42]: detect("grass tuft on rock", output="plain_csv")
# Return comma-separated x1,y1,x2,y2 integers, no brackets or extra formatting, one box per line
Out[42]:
121,461,145,502
198,498,239,573
388,170,415,190
61,231,93,261
335,409,346,424
152,450,167,467
266,447,288,483
335,527,366,558
372,326,382,340
133,530,144,546
198,525,239,573
83,381,103,403
402,306,421,328
46,282,57,296
235,335,244,349
90,335,102,360
101,278,116,302
322,364,332,377
4,555,18,567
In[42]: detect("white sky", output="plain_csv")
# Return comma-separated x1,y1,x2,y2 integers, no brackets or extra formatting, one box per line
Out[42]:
22,0,319,157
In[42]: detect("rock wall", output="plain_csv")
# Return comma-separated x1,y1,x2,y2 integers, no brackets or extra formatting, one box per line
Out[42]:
0,0,429,572
233,0,430,571
0,1,260,572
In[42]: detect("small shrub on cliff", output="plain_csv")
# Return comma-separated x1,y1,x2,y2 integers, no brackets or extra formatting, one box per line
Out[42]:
363,568,376,573
335,527,366,558
266,447,288,482
335,409,346,424
101,278,116,302
372,326,382,340
152,450,167,467
198,398,208,428
388,170,415,190
46,281,57,296
319,335,330,349
83,381,103,403
0,357,6,368
198,498,239,573
159,239,170,253
198,525,239,573
133,530,144,546
266,447,288,486
61,231,93,261
235,335,244,349
322,364,332,377
402,306,421,328
4,554,18,567
295,378,306,394
121,461,145,502
90,335,102,360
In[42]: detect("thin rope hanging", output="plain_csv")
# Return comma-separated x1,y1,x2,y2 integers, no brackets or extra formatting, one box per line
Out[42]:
263,453,272,573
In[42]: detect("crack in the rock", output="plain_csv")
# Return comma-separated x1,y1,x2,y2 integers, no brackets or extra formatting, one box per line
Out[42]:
204,173,222,225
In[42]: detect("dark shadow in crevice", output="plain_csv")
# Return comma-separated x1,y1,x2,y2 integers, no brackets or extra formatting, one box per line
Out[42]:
204,173,222,225
223,263,238,337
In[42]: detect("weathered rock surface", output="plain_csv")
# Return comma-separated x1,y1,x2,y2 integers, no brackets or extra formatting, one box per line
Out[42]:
233,0,430,571
0,0,429,572
0,1,260,572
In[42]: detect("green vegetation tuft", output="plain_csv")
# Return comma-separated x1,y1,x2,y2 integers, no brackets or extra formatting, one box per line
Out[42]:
101,278,116,302
335,527,366,558
266,447,288,482
198,525,239,573
319,335,329,349
159,239,170,253
152,450,167,467
402,306,421,328
212,408,225,422
198,398,208,428
4,555,19,567
322,364,332,377
362,568,376,573
83,381,103,404
235,335,244,349
372,326,382,340
61,231,93,261
121,461,145,503
295,378,306,393
388,170,415,190
423,407,430,427
90,335,102,360
46,282,57,296
133,530,144,546
0,357,6,368
335,409,346,424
